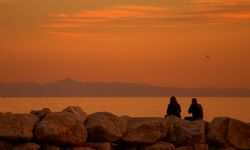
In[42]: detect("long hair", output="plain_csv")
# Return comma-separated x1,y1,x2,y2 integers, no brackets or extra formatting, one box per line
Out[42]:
170,96,178,105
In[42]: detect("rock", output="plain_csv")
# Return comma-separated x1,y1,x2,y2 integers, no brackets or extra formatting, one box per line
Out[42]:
85,112,127,142
209,147,237,150
43,144,61,150
85,142,112,150
31,108,51,119
165,116,206,146
12,142,40,150
176,146,193,150
226,118,250,149
63,106,87,122
66,147,95,150
121,117,168,144
140,141,176,150
114,144,137,150
194,144,208,150
207,117,250,149
35,112,87,146
0,113,39,141
206,117,229,147
0,140,10,150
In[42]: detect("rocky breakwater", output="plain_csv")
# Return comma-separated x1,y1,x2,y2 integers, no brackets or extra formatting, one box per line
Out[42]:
0,106,249,150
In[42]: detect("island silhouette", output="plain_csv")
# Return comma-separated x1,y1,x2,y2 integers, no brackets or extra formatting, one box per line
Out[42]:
0,77,249,97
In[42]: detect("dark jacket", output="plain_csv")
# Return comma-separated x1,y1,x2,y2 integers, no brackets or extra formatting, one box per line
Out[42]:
167,103,181,118
188,103,203,120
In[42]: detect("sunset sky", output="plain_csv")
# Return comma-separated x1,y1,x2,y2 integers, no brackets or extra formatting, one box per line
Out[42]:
0,0,250,88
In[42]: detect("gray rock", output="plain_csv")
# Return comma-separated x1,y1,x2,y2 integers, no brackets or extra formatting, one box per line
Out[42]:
30,108,51,119
0,113,39,141
12,142,40,150
35,112,87,146
85,142,112,150
207,117,250,149
121,117,168,144
86,112,127,142
140,142,176,150
43,144,61,150
165,116,206,146
0,140,10,150
63,106,87,122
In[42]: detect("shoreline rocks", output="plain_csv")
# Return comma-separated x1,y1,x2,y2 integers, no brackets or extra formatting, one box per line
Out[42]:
0,106,249,150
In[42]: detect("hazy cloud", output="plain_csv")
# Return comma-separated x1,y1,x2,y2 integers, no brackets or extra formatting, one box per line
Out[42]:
42,2,250,38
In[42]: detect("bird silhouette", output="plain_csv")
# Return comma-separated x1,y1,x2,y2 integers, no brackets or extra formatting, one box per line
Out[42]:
205,55,210,59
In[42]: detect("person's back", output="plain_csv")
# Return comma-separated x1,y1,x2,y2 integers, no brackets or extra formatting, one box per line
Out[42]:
188,98,203,120
166,96,181,118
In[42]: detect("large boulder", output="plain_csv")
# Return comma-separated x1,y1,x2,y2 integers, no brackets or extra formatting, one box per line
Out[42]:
140,142,176,150
0,113,39,141
165,116,206,146
35,112,87,146
207,117,250,149
12,142,40,150
177,144,208,150
42,144,61,150
85,142,112,150
121,117,168,144
63,106,87,122
30,108,51,119
85,112,127,142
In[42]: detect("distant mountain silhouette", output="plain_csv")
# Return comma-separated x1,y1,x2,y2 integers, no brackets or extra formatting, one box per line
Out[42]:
0,78,249,97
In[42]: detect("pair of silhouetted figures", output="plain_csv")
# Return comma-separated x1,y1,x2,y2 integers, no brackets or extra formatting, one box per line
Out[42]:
165,96,203,121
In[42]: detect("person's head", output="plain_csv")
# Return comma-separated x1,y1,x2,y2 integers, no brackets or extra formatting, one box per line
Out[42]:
192,98,198,104
170,96,178,105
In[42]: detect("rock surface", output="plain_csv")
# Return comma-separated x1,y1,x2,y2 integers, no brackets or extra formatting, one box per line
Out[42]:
12,142,40,150
35,112,87,146
30,108,51,119
63,106,87,122
43,144,61,150
85,112,127,142
0,113,39,141
165,116,206,146
85,142,112,150
141,142,176,150
66,147,95,150
121,117,168,144
207,117,250,149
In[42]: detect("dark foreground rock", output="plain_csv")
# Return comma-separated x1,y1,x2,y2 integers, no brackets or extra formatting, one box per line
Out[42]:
30,108,51,119
85,112,127,142
165,116,206,146
207,117,250,149
63,106,87,122
35,112,87,146
121,117,168,144
0,113,39,141
141,141,176,150
12,142,40,150
0,107,249,150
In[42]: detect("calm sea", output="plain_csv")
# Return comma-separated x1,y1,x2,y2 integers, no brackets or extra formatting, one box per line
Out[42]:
0,97,249,122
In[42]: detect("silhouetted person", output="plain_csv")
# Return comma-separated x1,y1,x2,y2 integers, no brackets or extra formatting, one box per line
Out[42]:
185,98,203,121
165,96,181,118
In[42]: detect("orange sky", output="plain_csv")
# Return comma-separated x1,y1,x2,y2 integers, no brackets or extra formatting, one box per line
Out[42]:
0,0,250,88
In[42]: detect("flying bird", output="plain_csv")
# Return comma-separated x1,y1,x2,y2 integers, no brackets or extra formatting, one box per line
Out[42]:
205,55,210,60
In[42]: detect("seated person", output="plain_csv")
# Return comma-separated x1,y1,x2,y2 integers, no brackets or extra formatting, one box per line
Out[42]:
185,98,203,121
165,96,181,118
